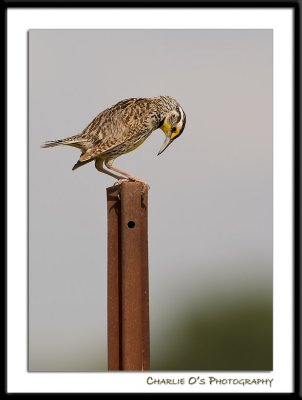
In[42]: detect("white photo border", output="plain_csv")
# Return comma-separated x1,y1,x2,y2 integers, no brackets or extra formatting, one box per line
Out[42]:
6,6,296,394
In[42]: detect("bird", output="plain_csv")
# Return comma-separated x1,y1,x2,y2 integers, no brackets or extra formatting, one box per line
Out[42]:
41,96,186,185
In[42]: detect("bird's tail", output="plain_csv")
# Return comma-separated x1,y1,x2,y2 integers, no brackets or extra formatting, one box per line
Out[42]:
41,133,85,149
41,133,94,171
72,158,94,171
41,140,64,148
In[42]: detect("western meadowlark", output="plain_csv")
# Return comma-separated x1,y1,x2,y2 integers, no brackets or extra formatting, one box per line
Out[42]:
41,96,186,184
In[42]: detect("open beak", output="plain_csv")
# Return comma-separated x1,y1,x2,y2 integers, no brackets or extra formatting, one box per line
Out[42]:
157,136,172,156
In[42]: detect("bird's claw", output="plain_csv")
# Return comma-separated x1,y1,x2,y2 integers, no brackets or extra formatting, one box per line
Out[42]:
114,178,129,186
114,177,150,190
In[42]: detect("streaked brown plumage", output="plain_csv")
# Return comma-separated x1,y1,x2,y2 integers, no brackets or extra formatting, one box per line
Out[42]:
42,96,186,183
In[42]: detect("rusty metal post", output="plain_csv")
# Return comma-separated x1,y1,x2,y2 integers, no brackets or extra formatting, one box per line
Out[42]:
107,185,121,370
107,181,150,371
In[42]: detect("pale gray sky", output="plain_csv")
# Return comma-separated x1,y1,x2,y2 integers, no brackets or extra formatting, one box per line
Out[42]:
29,29,272,371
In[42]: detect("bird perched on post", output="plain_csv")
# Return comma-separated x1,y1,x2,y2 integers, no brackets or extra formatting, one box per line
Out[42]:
41,96,186,184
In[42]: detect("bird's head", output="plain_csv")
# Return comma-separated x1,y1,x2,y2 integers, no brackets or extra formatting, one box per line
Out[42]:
157,105,186,155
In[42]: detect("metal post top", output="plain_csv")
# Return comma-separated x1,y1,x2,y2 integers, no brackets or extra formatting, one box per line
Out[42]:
106,181,149,193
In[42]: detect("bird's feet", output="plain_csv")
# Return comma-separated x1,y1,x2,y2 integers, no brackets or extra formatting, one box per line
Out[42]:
114,177,150,190
114,178,129,186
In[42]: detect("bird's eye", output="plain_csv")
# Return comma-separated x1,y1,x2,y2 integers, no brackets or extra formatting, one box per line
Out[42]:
171,127,177,132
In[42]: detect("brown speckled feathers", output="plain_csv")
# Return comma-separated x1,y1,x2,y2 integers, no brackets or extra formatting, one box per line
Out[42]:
42,96,185,174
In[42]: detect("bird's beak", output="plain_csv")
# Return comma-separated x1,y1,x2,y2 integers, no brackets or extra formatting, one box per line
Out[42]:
157,135,172,156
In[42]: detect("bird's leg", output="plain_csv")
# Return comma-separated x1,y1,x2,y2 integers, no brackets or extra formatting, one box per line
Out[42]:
105,160,150,189
95,159,125,180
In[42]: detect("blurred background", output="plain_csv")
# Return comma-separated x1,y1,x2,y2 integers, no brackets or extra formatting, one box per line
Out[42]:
29,29,272,371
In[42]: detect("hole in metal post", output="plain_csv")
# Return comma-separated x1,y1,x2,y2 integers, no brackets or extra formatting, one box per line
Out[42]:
128,220,135,229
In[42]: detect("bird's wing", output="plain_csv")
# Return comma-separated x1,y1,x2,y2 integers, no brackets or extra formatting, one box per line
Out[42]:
79,98,151,162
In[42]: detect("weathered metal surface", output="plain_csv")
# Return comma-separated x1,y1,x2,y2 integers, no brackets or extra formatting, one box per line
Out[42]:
107,185,121,370
107,181,150,371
